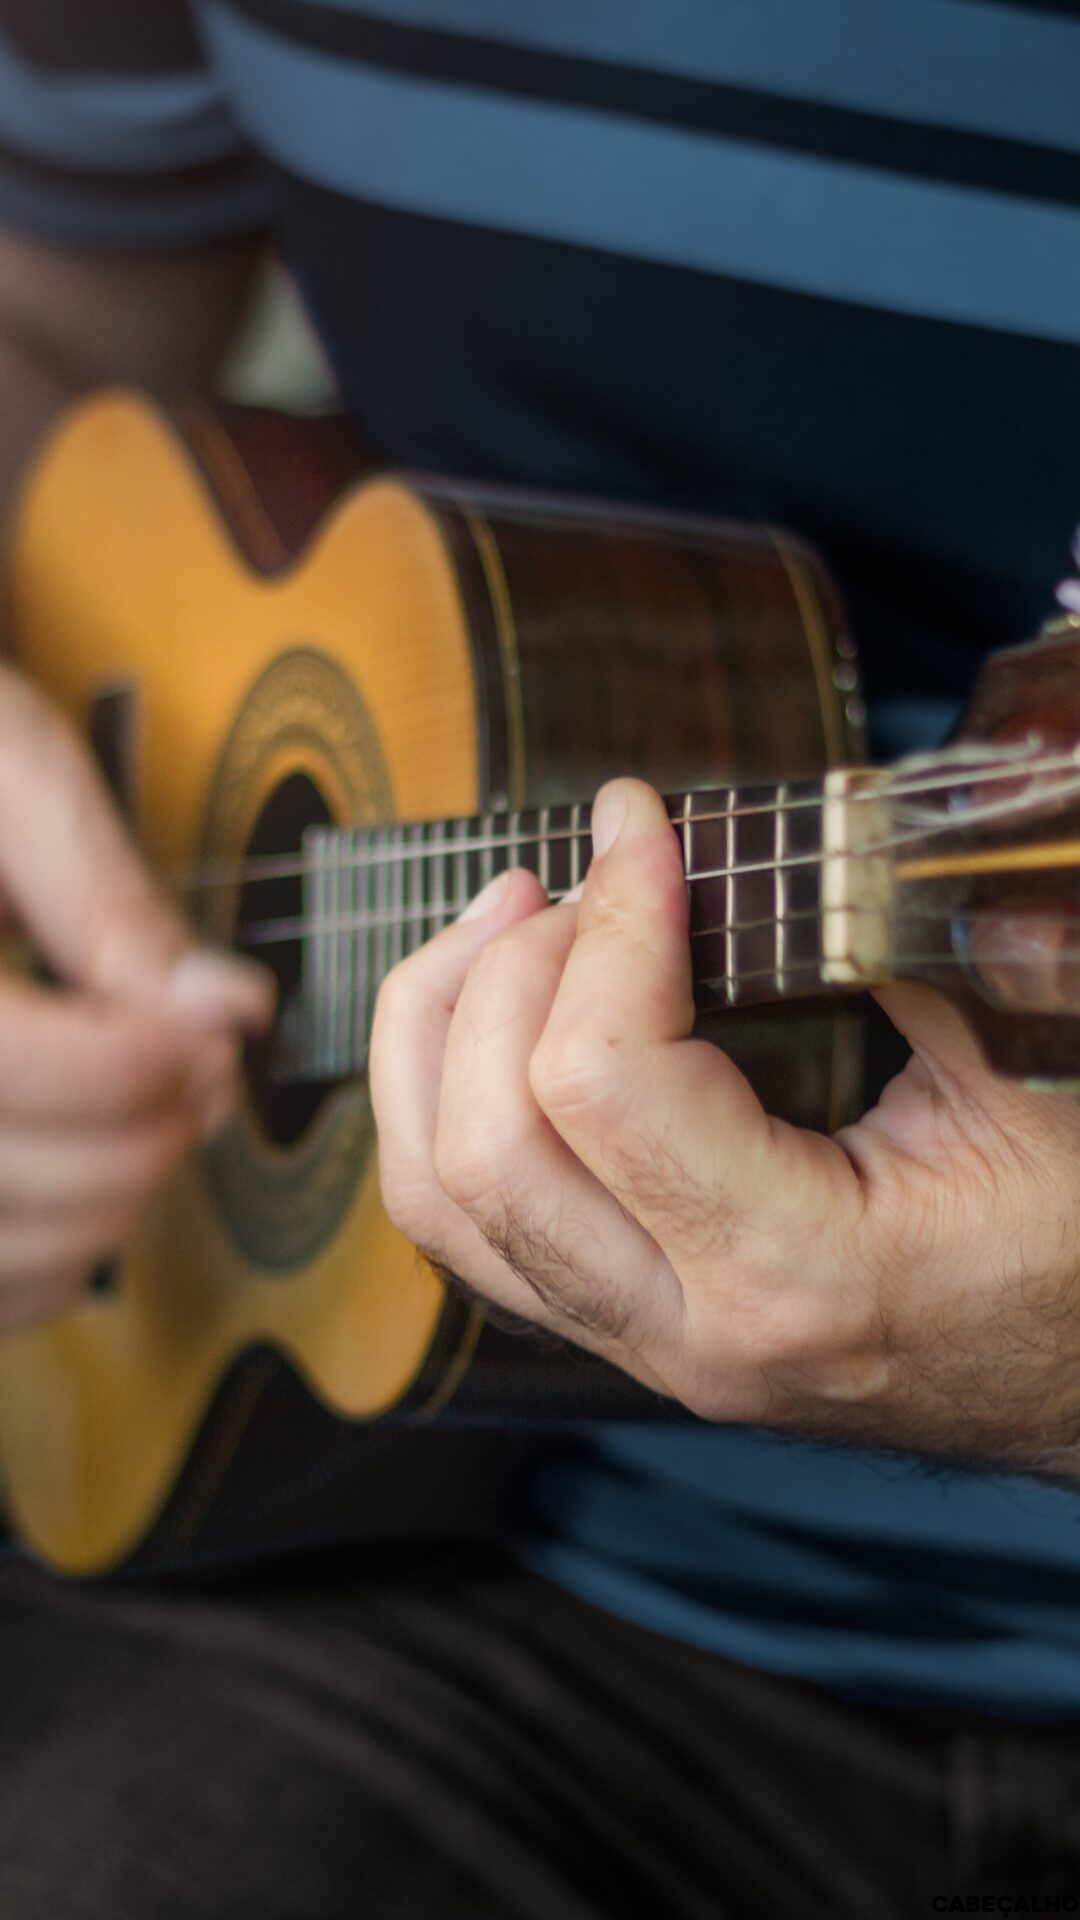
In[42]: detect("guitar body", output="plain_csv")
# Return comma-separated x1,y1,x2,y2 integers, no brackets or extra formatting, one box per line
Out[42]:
0,392,862,1574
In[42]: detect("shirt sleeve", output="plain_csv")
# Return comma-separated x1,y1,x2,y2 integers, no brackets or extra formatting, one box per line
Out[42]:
0,0,270,249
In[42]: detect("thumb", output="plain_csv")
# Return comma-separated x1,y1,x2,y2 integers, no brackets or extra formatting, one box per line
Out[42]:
0,668,272,1027
578,777,694,1043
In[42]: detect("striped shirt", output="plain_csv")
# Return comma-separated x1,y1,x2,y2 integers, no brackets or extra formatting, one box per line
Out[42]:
6,0,1080,1711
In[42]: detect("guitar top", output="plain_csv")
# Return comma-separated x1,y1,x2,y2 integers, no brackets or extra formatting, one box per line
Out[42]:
2,389,1076,1574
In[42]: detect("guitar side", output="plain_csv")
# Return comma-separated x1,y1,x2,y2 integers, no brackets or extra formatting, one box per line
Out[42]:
0,392,859,1574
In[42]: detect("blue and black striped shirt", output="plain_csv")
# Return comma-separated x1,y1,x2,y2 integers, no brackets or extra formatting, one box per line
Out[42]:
6,0,1080,1711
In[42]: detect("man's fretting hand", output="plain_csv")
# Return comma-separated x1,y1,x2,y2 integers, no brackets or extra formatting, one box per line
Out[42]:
0,663,274,1334
371,776,1080,1471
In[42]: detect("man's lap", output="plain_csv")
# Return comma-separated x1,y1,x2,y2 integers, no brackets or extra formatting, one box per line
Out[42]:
0,1541,1072,1919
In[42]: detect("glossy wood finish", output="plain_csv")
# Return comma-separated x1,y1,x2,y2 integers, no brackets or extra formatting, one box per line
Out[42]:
0,393,859,1572
893,614,1080,1082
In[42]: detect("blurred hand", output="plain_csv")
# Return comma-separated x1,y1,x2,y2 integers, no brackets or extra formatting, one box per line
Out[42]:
372,776,1080,1473
0,663,273,1333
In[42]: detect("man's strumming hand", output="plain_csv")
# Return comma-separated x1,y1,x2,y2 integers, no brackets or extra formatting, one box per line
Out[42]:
0,664,274,1333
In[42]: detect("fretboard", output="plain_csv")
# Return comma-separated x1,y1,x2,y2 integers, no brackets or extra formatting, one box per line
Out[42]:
261,781,828,1082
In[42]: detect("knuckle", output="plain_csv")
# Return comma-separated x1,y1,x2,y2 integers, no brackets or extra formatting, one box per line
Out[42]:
378,1147,443,1246
529,1030,618,1126
431,1121,507,1216
457,931,516,1015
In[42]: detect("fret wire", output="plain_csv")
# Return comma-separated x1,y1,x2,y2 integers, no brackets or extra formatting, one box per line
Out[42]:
538,806,550,892
724,786,736,1004
336,830,352,1075
468,818,481,909
374,827,389,1046
358,831,372,1068
444,817,456,926
454,816,469,918
774,780,787,996
349,829,363,1072
342,832,355,1071
390,824,404,971
299,829,318,1075
346,835,360,1073
569,802,582,889
318,828,333,1077
461,819,473,919
316,826,329,1076
432,818,446,934
480,810,495,890
680,792,693,886
408,821,425,954
351,833,365,1072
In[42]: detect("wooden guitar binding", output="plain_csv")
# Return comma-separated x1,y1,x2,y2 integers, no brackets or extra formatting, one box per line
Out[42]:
0,390,861,1573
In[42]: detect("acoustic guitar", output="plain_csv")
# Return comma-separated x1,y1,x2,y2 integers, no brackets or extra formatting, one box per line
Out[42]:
2,391,1078,1576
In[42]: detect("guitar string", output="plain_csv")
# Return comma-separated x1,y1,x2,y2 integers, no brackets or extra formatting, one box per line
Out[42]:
687,952,1080,991
268,877,1080,1068
239,898,1080,949
235,798,1080,947
205,780,1080,948
278,943,1080,1076
279,945,1080,1074
168,744,1080,896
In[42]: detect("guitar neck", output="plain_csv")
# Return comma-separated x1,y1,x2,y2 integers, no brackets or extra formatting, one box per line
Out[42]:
265,779,830,1082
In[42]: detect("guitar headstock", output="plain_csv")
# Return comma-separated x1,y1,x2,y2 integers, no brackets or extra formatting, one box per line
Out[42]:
885,612,1080,1084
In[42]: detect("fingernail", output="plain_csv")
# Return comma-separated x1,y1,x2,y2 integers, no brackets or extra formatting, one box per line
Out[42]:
591,786,627,860
168,948,275,1025
458,871,511,922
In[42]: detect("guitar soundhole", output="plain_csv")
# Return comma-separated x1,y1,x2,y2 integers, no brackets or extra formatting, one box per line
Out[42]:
239,771,331,1147
197,644,388,1269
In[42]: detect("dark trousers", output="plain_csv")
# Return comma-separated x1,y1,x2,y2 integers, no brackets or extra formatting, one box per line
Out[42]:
0,1541,1076,1919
